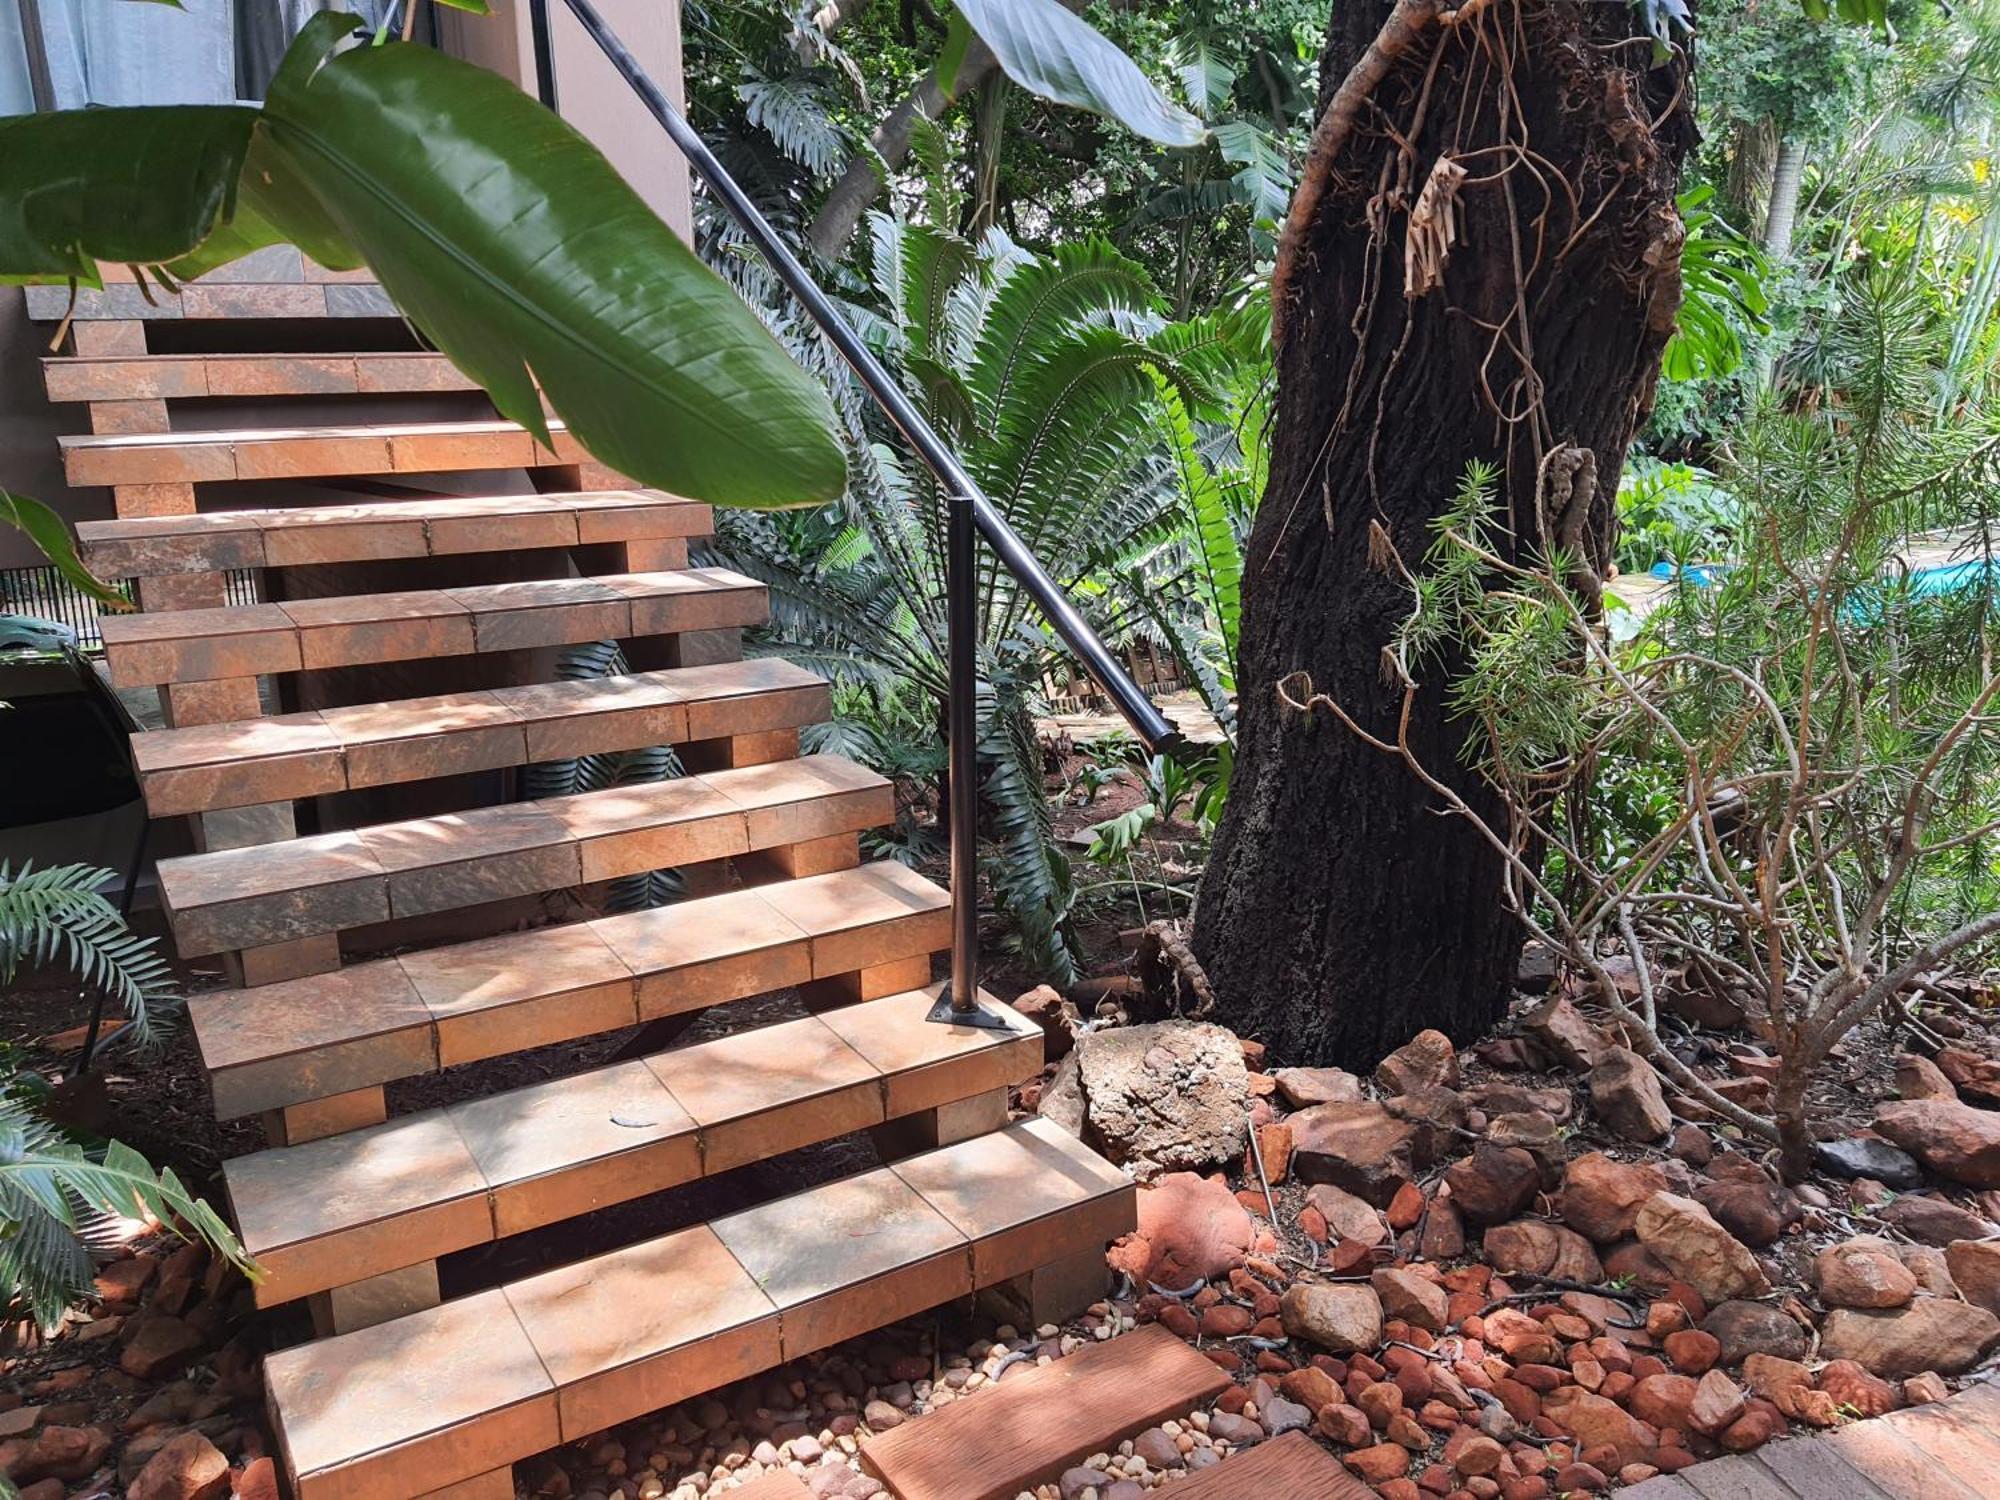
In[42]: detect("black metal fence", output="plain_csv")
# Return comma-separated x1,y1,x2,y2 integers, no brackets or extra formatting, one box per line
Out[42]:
0,565,259,651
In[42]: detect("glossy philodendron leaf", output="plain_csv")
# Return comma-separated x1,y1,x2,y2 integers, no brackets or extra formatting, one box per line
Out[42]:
943,0,1204,147
0,106,257,284
246,15,843,507
0,493,132,611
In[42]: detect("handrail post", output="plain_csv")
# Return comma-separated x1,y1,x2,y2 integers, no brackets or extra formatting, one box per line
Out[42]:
554,0,1181,1027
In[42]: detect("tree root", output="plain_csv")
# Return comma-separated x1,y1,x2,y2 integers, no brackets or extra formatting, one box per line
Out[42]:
1136,919,1217,1019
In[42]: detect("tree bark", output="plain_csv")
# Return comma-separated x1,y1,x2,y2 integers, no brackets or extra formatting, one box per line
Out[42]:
1763,135,1806,260
1193,0,1695,1068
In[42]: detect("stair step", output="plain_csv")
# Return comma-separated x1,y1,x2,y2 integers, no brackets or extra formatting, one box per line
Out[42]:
45,350,475,404
264,1119,1133,1500
859,1325,1231,1500
159,753,892,957
192,862,950,1117
99,568,764,688
60,418,593,487
226,987,1043,1306
132,660,827,816
1152,1432,1371,1500
25,269,390,325
76,491,709,576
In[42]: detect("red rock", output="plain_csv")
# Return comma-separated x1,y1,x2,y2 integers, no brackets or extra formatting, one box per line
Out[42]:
1388,1182,1428,1231
1540,1388,1658,1467
1298,1205,1331,1245
119,1314,204,1380
1273,1067,1365,1109
1482,1221,1602,1282
16,1425,110,1482
92,1256,156,1306
1309,1184,1391,1247
1490,1380,1540,1425
129,1431,229,1500
1482,1309,1558,1365
1589,1050,1672,1142
1600,1240,1672,1290
1694,1173,1798,1249
1320,1404,1374,1446
1281,1365,1342,1411
18,1481,63,1500
1815,1237,1918,1309
1499,1481,1548,1500
1378,1482,1423,1500
1628,1374,1698,1432
1451,1434,1506,1477
1872,1099,2000,1187
1561,1153,1669,1244
1201,1304,1253,1337
1445,1145,1542,1227
1687,1370,1746,1436
1346,1443,1414,1482
1822,1298,2000,1377
1661,1329,1720,1374
1422,1199,1467,1259
1741,1353,1811,1400
1373,1268,1449,1334
1818,1358,1898,1417
1634,1193,1767,1304
1655,1448,1698,1473
1108,1172,1255,1286
1011,985,1077,1061
1720,1404,1785,1452
1377,1030,1461,1096
1947,1238,2000,1313
1292,1103,1424,1206
1359,1382,1405,1429
1903,1371,1950,1405
1520,997,1614,1070
1552,1463,1608,1492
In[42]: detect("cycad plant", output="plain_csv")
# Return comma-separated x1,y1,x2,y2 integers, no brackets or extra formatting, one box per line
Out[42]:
707,221,1264,980
0,864,253,1329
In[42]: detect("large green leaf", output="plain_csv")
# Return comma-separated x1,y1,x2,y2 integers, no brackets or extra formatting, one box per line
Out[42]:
250,16,844,508
0,493,132,610
0,107,257,284
0,18,845,510
943,0,1205,148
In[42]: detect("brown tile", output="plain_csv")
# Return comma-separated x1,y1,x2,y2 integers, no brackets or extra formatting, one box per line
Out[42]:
709,755,895,849
281,590,475,671
593,886,811,1020
389,424,539,472
100,603,300,688
449,1061,697,1237
113,481,198,519
86,398,168,435
606,569,768,636
202,355,359,398
63,431,236,487
356,804,579,920
536,777,748,883
261,511,430,567
504,1225,778,1442
68,320,150,355
423,503,579,555
398,923,636,1068
181,284,326,319
43,355,208,402
79,516,267,577
159,830,387,956
353,354,476,393
135,712,344,817
676,659,830,741
234,432,392,481
268,1288,558,1500
319,691,527,791
758,862,951,978
822,987,1040,1118
503,674,690,763
892,1118,1133,1288
711,1165,969,1359
228,1109,491,1305
566,493,714,543
449,578,631,654
193,961,435,1118
646,1015,883,1174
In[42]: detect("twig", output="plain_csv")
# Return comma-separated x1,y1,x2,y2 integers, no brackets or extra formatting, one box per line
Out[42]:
1245,1109,1278,1222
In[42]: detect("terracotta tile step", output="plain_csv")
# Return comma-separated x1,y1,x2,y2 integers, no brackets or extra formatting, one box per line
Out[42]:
132,659,828,817
44,350,474,404
858,1324,1231,1500
61,418,596,487
100,568,764,688
192,860,950,1117
159,753,892,958
264,1119,1134,1500
25,272,392,325
226,985,1044,1306
77,491,710,577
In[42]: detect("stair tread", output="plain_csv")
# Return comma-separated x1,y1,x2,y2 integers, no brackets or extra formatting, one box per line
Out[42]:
190,862,951,1114
99,568,765,687
44,350,477,404
264,1120,1134,1500
59,417,592,485
1150,1432,1370,1500
859,1324,1231,1500
76,490,709,574
131,660,828,816
158,752,892,956
226,986,1043,1305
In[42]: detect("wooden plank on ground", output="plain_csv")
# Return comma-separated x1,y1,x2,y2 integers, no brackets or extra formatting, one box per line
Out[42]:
726,1475,811,1499
1163,1431,1371,1500
860,1325,1230,1500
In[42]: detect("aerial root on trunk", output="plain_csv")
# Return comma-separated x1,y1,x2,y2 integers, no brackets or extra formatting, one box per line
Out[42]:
1136,919,1218,1020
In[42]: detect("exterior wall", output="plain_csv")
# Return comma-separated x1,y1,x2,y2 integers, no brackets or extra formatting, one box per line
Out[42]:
0,288,91,568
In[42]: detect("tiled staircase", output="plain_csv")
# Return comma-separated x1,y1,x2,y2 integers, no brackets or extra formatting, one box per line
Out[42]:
36,258,1134,1499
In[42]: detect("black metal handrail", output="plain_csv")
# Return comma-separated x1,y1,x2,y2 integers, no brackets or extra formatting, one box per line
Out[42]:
551,0,1179,1019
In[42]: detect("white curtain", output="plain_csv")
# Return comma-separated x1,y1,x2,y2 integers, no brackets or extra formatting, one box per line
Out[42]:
0,2,32,115
38,0,238,107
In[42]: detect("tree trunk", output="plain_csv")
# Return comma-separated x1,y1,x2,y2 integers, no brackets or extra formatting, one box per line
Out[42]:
1763,135,1806,260
1724,116,1779,240
1192,0,1695,1068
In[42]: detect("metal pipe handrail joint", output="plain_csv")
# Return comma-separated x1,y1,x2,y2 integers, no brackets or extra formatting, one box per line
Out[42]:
552,0,1180,1020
